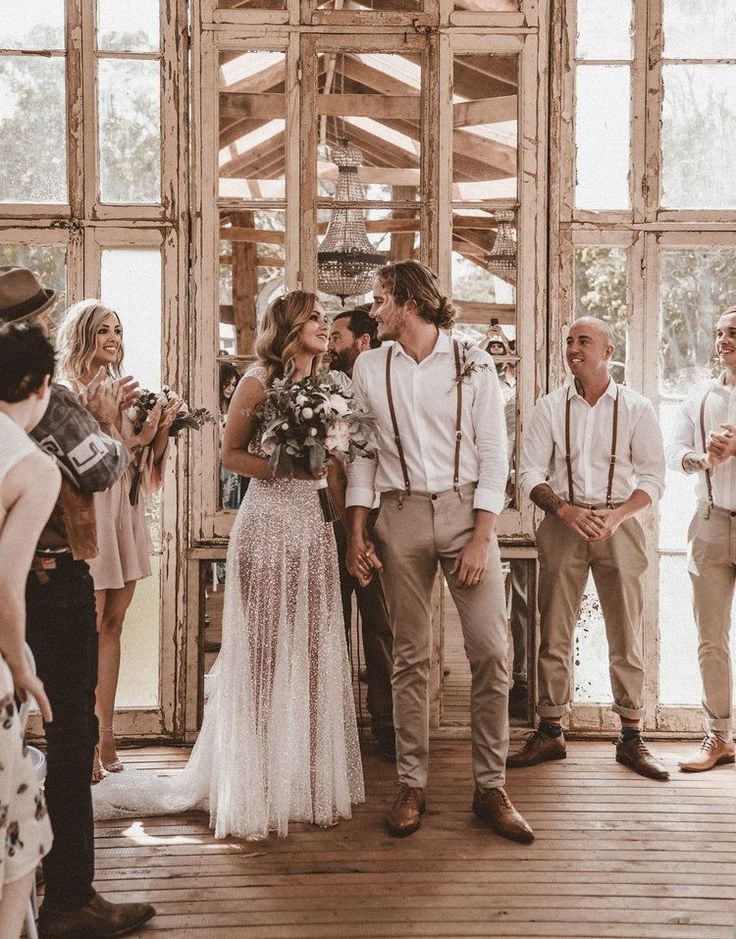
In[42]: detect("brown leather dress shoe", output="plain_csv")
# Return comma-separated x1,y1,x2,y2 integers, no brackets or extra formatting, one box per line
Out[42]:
38,892,156,938
615,736,669,780
386,784,425,837
679,734,736,772
506,729,566,768
472,786,534,844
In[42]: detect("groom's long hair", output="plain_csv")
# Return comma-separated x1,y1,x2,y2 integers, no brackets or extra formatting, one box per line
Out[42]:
375,260,456,330
256,290,323,383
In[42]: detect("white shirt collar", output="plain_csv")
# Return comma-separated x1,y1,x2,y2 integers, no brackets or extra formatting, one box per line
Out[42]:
565,376,617,402
391,327,450,362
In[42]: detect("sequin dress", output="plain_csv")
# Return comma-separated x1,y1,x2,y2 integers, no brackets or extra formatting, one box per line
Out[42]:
93,365,364,839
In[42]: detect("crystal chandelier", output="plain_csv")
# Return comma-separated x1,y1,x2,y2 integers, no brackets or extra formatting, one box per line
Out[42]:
317,139,384,303
485,209,517,280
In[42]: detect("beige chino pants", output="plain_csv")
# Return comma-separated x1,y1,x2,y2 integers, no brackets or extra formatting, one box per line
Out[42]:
373,483,509,790
536,514,647,721
687,504,735,733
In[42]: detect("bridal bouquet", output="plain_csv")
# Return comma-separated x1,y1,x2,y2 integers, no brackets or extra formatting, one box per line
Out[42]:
256,371,377,521
128,386,215,505
131,386,215,438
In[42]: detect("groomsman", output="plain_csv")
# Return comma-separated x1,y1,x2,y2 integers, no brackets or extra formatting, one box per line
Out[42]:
328,307,396,761
346,260,533,844
666,306,736,772
511,316,669,780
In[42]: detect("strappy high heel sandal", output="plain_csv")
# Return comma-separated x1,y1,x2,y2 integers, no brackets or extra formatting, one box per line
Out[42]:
99,725,124,774
91,746,105,785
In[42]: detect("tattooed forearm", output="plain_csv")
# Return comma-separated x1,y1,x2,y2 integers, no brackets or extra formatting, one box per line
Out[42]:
682,452,710,475
530,483,565,515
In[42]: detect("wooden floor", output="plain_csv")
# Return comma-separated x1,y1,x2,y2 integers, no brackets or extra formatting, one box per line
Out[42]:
92,740,736,938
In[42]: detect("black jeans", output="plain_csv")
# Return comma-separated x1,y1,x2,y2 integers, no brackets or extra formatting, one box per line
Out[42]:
25,557,98,912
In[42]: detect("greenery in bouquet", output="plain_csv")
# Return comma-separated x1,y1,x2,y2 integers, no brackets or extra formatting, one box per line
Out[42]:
131,386,215,437
257,371,377,480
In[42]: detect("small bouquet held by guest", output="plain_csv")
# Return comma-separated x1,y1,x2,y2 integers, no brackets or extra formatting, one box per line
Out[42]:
256,371,377,521
128,386,214,504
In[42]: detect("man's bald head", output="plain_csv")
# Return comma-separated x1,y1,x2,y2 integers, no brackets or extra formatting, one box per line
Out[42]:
570,316,615,349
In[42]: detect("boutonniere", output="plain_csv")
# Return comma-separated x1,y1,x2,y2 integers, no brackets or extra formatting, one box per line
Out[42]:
454,341,491,385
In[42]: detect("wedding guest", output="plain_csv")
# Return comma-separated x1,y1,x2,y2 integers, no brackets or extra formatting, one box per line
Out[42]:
0,323,57,939
328,307,395,761
56,301,179,781
346,260,533,843
219,362,246,510
0,266,155,938
666,306,736,772
511,316,668,779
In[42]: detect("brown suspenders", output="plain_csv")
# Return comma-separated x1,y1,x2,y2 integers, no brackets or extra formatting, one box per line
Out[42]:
384,339,464,498
699,387,714,514
564,384,620,509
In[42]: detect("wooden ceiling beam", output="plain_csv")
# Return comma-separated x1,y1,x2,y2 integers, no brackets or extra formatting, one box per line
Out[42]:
318,93,420,119
453,96,517,127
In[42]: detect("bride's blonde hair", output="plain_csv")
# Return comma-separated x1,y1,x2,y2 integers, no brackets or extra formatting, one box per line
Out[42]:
56,299,123,381
256,291,322,383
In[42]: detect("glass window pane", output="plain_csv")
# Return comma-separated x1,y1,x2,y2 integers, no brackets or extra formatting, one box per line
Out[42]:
576,0,632,61
662,65,736,210
0,244,66,326
573,575,613,705
575,65,630,210
659,554,736,706
219,52,286,201
97,0,160,53
219,209,285,355
659,400,696,551
216,0,286,10
659,246,736,396
101,247,162,708
574,246,627,385
452,55,517,201
453,0,519,10
0,0,65,50
317,54,421,202
0,57,67,203
98,59,161,204
664,0,736,60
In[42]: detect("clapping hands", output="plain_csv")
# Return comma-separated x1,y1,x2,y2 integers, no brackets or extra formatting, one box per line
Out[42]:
81,367,139,427
706,423,736,467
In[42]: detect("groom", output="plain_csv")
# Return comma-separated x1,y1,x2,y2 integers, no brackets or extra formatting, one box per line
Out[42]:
346,260,533,844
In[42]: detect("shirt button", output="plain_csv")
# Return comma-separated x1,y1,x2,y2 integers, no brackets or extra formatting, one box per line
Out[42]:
431,494,438,501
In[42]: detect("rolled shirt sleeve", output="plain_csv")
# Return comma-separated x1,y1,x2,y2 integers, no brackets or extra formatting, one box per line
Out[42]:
665,396,699,475
519,397,555,501
471,352,508,514
345,356,378,509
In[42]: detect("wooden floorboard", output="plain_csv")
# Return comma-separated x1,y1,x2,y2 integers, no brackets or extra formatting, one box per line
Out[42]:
87,740,736,938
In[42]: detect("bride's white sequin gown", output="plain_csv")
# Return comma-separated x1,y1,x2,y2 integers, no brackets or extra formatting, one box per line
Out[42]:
93,365,364,839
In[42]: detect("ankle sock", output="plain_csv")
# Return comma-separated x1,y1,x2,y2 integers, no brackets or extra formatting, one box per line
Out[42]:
539,722,562,738
619,727,642,743
714,730,734,745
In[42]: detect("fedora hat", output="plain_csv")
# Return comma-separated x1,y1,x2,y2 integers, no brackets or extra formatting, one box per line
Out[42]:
0,266,57,324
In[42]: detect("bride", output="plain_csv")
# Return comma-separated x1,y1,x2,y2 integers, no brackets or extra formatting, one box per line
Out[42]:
93,291,364,839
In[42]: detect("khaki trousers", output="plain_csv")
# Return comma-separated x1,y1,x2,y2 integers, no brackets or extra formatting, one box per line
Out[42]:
687,504,735,733
536,514,647,721
373,484,509,790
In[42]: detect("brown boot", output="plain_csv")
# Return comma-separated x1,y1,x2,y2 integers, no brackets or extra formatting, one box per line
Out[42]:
679,734,736,772
38,892,155,938
506,728,566,768
615,736,669,780
472,786,534,844
386,784,425,837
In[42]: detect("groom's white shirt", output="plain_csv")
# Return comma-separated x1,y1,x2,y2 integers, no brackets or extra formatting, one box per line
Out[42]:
345,330,508,514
